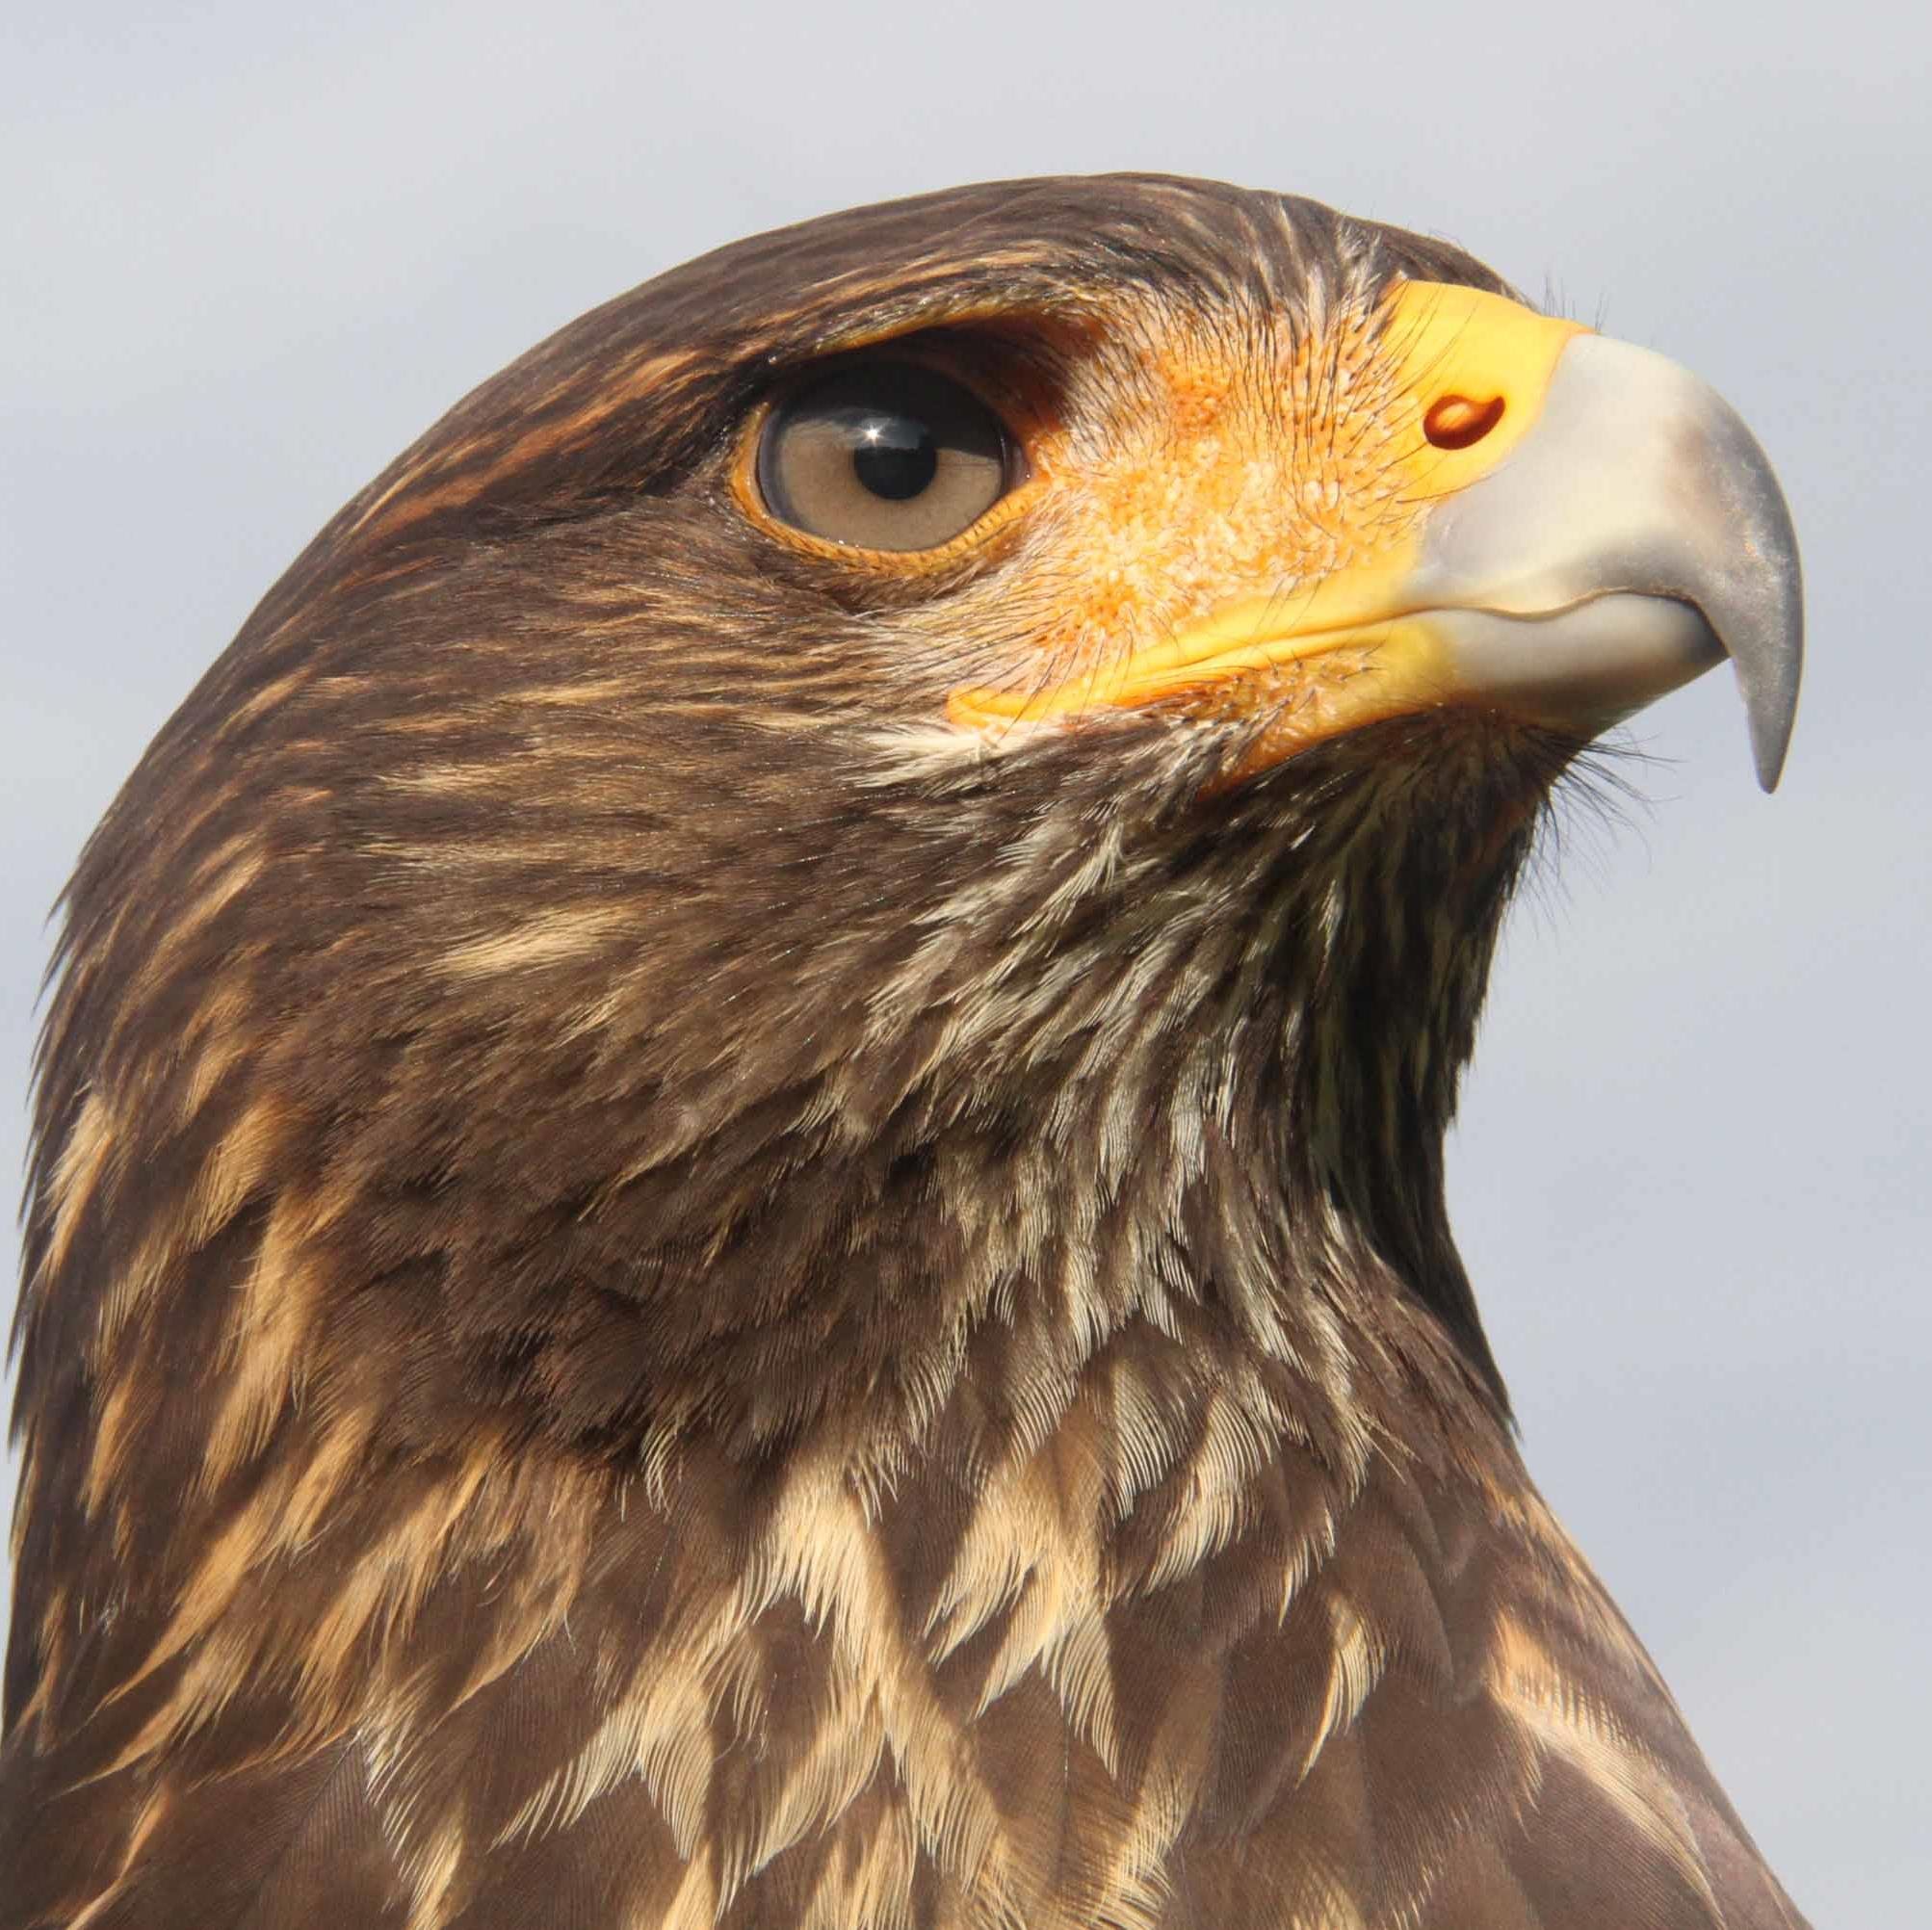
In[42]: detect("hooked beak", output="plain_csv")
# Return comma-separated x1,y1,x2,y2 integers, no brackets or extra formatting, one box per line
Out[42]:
1411,328,1802,789
951,285,1803,790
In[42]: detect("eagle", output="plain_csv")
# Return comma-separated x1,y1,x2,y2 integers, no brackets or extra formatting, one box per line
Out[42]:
2,176,1806,1929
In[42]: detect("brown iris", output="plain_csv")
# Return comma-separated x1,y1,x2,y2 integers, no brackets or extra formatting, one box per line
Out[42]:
756,361,1022,551
1423,393,1506,451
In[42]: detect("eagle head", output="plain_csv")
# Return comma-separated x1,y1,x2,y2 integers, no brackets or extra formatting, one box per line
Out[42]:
4,177,1805,1930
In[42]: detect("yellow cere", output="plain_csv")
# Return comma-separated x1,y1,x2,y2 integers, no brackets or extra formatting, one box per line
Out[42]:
947,283,1587,761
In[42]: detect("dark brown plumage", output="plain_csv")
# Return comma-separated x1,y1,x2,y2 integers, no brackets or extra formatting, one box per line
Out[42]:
3,176,1806,1928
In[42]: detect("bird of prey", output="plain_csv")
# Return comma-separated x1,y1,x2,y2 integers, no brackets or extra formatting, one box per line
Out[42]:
2,176,1807,1929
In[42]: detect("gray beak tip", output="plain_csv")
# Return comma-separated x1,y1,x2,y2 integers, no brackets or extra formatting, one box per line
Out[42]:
1747,685,1796,792
1734,581,1803,794
1693,381,1804,796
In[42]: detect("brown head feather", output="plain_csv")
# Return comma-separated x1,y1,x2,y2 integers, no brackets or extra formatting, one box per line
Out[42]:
4,176,1803,1930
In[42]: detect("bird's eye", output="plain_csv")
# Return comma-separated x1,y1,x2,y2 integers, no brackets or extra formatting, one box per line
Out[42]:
755,362,1022,552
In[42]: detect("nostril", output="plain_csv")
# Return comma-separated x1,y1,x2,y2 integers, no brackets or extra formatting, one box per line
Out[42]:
1424,393,1505,450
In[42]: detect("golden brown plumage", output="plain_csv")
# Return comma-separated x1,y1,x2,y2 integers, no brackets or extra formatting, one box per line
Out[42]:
2,176,1805,1928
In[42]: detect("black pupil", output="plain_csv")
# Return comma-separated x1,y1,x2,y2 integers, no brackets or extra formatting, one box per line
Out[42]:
849,413,938,501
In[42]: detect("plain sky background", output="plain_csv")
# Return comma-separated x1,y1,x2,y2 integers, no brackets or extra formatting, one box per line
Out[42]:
4,2,1927,1919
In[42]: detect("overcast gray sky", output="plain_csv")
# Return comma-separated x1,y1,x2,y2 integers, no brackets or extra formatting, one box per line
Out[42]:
4,2,1927,1920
